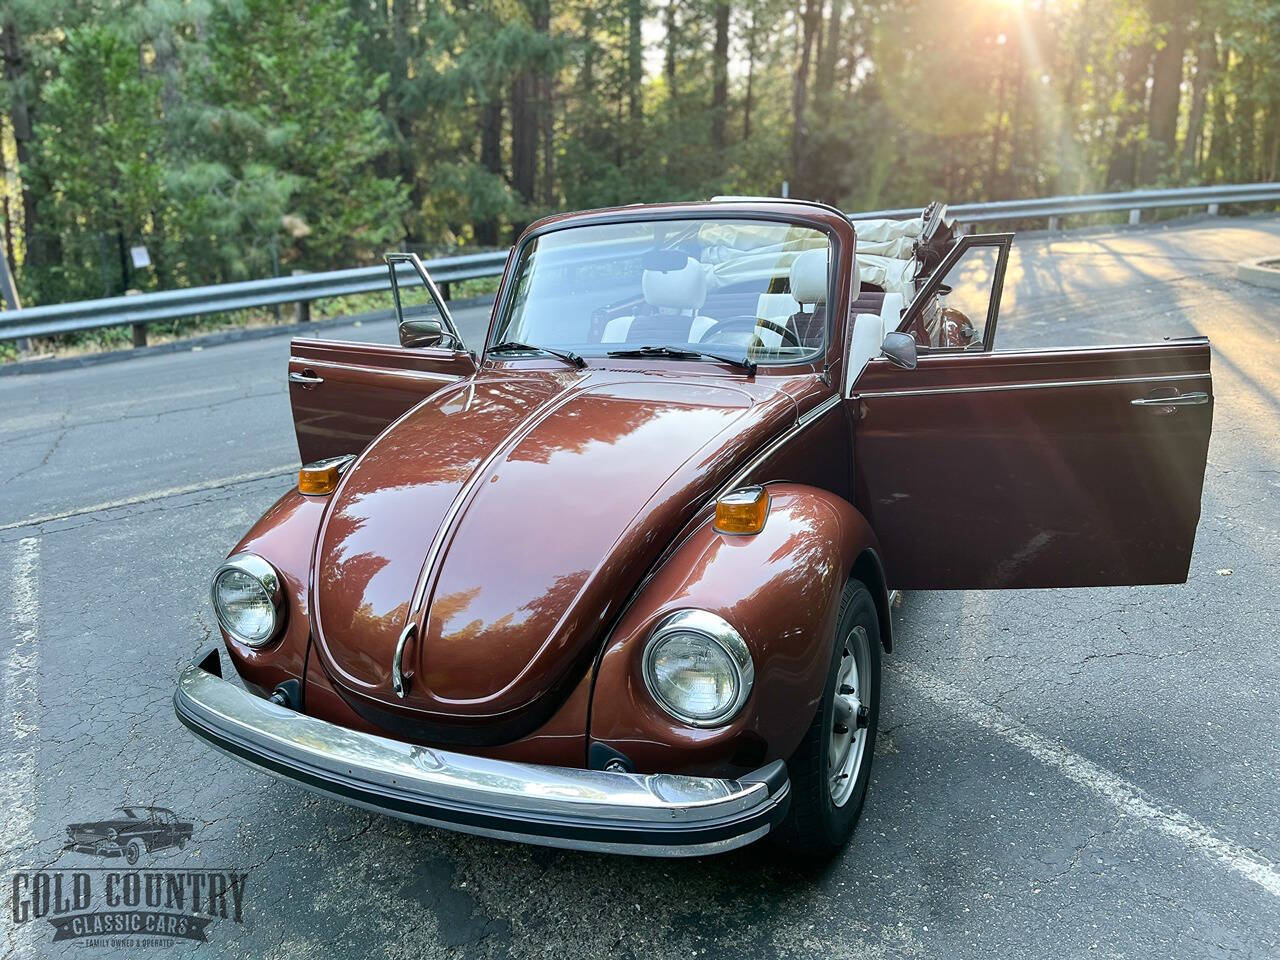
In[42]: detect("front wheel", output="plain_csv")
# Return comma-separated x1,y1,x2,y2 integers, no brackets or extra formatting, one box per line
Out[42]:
125,839,143,865
772,579,881,857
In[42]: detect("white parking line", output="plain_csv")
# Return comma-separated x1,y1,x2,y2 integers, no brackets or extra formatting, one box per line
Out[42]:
2,537,40,865
0,464,297,532
896,662,1280,899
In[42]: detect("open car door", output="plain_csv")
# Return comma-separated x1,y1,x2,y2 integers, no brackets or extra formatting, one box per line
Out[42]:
289,254,479,462
849,235,1213,589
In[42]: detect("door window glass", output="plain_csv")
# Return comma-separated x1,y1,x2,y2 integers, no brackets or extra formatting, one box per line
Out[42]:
389,260,450,327
914,243,1000,351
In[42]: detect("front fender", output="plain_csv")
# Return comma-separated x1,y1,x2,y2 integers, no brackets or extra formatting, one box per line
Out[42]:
588,482,885,777
217,488,325,697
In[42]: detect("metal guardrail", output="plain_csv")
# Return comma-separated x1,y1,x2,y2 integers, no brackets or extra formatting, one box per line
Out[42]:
0,250,509,344
3,182,1278,345
852,180,1280,223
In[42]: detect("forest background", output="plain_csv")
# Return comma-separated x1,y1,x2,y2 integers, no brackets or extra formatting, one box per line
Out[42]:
1,0,1276,309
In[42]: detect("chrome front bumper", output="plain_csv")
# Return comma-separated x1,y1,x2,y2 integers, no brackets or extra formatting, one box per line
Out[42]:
174,650,790,857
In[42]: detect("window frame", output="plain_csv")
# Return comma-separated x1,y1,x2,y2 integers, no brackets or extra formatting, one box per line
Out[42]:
896,233,1013,352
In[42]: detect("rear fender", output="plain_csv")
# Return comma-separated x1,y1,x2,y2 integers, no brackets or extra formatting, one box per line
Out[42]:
588,482,888,777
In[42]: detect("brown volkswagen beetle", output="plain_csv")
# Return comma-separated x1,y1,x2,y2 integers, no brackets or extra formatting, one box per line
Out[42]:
175,199,1213,857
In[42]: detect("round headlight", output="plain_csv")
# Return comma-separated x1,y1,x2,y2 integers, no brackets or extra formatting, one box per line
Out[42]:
642,610,754,727
211,553,284,647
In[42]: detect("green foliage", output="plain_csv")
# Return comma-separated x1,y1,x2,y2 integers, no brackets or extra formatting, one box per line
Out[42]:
187,0,407,274
26,22,166,301
2,0,1278,312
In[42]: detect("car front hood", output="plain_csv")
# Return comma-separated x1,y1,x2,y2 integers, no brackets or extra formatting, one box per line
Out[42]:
309,368,794,738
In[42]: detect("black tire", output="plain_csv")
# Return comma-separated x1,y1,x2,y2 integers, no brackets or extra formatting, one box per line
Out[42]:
772,578,881,858
125,839,143,865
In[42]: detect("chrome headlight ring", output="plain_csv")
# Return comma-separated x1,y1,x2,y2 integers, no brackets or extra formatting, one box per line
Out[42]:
641,609,755,728
210,552,285,648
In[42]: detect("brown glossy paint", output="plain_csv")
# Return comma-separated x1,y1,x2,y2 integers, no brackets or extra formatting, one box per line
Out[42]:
219,490,326,695
203,199,1215,780
289,338,474,462
850,339,1213,588
589,483,876,777
309,367,801,743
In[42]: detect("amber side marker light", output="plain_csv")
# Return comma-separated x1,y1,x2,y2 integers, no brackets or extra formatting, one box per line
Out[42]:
714,486,769,535
298,455,356,496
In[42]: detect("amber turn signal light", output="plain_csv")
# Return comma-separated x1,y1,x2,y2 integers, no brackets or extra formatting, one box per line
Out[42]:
298,455,355,496
714,486,769,535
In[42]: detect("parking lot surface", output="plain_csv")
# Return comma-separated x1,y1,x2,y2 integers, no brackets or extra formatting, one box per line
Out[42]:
2,215,1279,959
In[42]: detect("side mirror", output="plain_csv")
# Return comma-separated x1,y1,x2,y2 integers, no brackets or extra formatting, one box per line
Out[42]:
880,331,918,370
400,318,452,349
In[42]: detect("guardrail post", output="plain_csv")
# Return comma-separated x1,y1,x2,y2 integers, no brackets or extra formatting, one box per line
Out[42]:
1207,202,1219,216
0,245,29,353
292,270,310,323
1128,208,1141,226
440,281,452,301
125,289,147,347
1048,216,1060,232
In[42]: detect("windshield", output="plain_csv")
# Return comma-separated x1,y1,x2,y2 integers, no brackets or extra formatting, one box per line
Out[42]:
490,218,833,366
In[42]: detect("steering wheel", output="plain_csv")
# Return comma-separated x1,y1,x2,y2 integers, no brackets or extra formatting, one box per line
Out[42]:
699,315,803,348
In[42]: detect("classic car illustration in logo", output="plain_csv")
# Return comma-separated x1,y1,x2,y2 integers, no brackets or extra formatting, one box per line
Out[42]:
64,806,194,865
175,198,1213,858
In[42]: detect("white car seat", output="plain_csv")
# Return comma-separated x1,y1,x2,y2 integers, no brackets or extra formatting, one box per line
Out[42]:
845,292,905,395
601,258,715,343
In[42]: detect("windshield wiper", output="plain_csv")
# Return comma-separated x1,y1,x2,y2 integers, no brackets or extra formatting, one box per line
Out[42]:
606,344,756,376
489,340,586,369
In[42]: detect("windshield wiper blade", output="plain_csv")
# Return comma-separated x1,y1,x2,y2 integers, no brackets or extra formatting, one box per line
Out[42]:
489,340,586,369
606,344,756,375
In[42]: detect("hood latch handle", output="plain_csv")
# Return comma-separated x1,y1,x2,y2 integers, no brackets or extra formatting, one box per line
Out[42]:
392,623,416,698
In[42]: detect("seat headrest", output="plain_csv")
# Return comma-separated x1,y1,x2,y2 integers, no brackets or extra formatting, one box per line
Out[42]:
642,257,707,311
789,249,829,305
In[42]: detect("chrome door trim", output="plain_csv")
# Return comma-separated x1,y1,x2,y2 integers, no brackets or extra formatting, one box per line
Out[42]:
854,370,1212,400
288,358,464,384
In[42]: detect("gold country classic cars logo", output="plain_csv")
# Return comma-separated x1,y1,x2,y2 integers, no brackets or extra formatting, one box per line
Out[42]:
8,803,250,948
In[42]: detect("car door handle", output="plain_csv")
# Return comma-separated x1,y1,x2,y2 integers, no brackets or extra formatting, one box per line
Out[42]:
1131,391,1209,407
288,371,324,386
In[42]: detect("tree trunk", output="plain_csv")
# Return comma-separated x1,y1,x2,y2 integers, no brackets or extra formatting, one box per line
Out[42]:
2,16,41,270
1104,41,1153,188
476,99,504,246
510,72,537,208
988,46,1009,196
711,3,730,151
1180,26,1216,175
627,0,643,122
815,0,844,95
743,7,757,141
1206,67,1233,182
790,0,822,196
1237,59,1258,181
664,0,677,94
1142,8,1188,182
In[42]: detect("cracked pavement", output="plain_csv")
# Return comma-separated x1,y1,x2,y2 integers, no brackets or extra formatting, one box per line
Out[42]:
1,216,1278,958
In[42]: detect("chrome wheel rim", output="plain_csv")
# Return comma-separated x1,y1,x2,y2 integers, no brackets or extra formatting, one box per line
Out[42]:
828,624,870,807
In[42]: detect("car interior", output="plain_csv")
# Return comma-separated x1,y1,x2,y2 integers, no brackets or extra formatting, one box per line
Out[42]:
493,204,966,368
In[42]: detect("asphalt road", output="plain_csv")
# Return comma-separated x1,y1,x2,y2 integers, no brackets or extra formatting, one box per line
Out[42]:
2,215,1279,959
